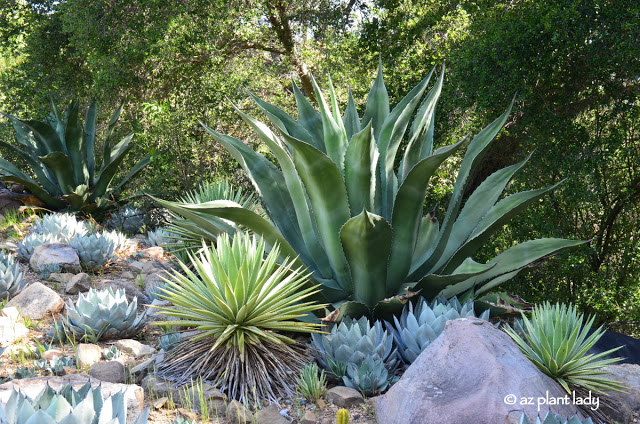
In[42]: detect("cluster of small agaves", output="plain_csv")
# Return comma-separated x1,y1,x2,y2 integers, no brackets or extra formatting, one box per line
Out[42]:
311,296,488,395
17,212,126,271
0,250,26,300
49,287,146,343
0,382,150,424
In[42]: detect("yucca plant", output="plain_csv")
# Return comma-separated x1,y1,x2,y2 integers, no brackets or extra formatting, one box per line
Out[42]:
505,302,625,394
0,382,150,424
0,100,152,219
152,233,324,404
152,65,585,318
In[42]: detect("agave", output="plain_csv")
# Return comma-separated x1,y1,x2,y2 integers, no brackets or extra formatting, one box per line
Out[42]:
505,302,625,394
152,65,585,318
102,230,128,252
64,287,147,341
69,233,117,271
153,233,324,404
159,331,180,352
311,316,398,392
32,213,89,240
520,411,594,424
0,251,27,300
386,296,490,364
33,355,74,375
146,227,173,247
106,206,145,234
0,382,150,424
17,232,62,260
0,100,152,218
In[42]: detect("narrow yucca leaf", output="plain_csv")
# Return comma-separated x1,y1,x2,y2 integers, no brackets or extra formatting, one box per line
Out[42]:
387,139,465,290
344,122,378,214
340,209,392,308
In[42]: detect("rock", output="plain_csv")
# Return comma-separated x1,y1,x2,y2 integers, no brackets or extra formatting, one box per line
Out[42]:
121,271,135,279
41,349,65,360
227,399,253,423
30,243,81,273
76,344,103,368
115,339,156,358
325,386,364,408
598,364,640,423
0,316,28,344
0,374,144,424
128,261,153,274
141,246,164,259
5,282,64,320
301,410,318,424
589,329,640,365
49,272,74,284
376,318,585,424
95,279,145,303
256,404,289,424
65,273,91,294
141,374,174,398
88,361,126,384
152,397,168,409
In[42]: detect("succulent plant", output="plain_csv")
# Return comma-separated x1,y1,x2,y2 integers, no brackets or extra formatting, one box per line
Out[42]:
311,316,398,391
39,263,62,280
107,206,145,234
170,416,197,424
336,409,349,424
386,296,490,364
159,331,180,352
64,287,147,341
0,251,26,300
69,233,117,271
9,366,36,380
295,362,326,403
102,229,128,252
46,320,69,343
32,212,89,240
153,65,586,320
33,355,74,375
146,227,174,247
0,382,150,424
103,346,122,360
520,411,594,424
344,356,391,395
0,101,152,219
17,232,62,260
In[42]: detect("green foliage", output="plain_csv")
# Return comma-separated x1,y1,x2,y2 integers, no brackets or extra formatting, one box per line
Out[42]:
295,362,327,403
33,212,90,240
152,233,324,403
9,366,36,380
159,330,180,352
311,316,398,394
33,356,74,376
157,66,584,318
38,263,61,280
386,296,490,364
505,302,625,394
64,287,147,342
0,382,150,424
0,100,152,218
103,346,121,361
69,233,117,271
520,411,594,424
0,251,26,300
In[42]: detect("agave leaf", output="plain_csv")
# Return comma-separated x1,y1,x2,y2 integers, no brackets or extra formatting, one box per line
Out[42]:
0,140,60,195
65,101,89,186
282,132,352,291
85,100,97,184
344,122,378,214
248,91,315,145
101,103,124,171
90,144,135,202
310,75,348,171
412,258,496,300
38,152,76,195
362,61,389,143
343,88,361,140
113,154,153,192
292,80,325,152
340,209,392,308
8,116,66,155
387,138,466,290
0,158,66,208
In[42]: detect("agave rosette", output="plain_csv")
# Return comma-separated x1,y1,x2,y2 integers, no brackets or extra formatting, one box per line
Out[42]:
0,251,26,299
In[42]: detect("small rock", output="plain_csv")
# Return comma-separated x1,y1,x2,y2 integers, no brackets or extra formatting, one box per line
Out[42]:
88,361,126,384
141,374,173,398
301,410,318,424
227,399,253,423
115,339,156,358
153,397,168,409
141,246,164,259
121,271,135,279
49,272,74,284
76,344,103,368
256,404,289,424
65,273,91,294
325,386,364,408
0,316,28,344
177,409,198,421
128,261,147,274
62,366,77,375
30,243,81,273
5,282,64,320
41,349,65,360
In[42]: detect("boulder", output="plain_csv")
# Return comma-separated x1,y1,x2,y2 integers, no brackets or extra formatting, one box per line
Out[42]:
76,344,103,368
141,246,164,259
5,282,64,320
88,361,126,384
227,400,253,423
376,318,585,424
255,404,289,424
0,374,143,424
0,316,28,345
598,364,640,423
115,339,156,358
589,329,640,365
65,273,91,294
325,386,365,408
30,243,81,273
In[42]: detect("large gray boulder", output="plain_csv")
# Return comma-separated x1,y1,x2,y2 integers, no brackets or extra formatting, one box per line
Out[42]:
4,282,64,320
376,318,585,424
0,374,144,424
30,243,81,273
